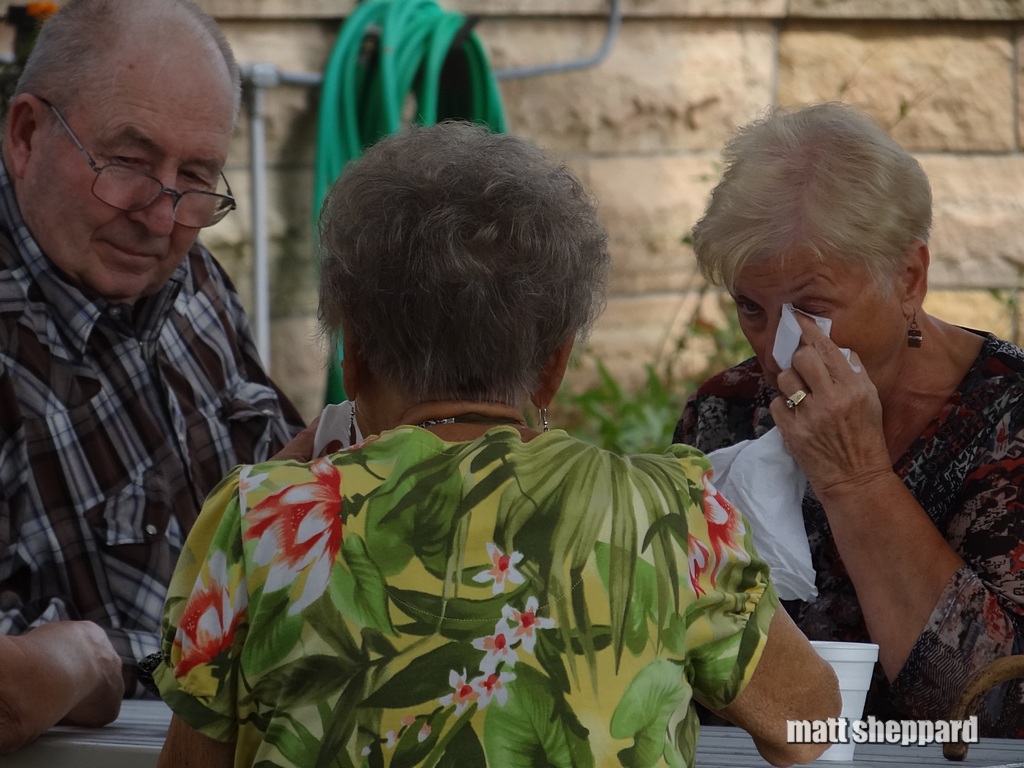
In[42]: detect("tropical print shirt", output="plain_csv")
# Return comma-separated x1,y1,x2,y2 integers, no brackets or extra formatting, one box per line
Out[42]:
675,332,1024,737
154,426,777,767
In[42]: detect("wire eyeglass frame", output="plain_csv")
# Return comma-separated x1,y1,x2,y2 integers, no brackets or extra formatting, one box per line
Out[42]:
39,97,236,229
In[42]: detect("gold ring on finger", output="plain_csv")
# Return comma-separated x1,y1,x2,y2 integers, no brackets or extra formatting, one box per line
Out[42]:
785,389,809,409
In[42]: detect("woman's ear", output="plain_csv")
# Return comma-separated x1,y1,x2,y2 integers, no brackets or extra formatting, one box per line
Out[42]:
530,338,575,410
900,240,930,307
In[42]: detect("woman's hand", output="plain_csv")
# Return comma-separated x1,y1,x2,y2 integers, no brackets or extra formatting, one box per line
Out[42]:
768,312,964,679
769,312,892,499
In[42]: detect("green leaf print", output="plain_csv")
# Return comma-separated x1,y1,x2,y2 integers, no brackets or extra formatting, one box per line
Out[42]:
262,711,323,768
315,669,368,768
329,533,396,636
388,585,521,639
435,717,486,768
594,542,654,656
246,654,358,710
360,627,400,659
610,658,691,768
625,554,655,656
244,587,304,675
389,711,452,768
369,448,468,577
483,664,594,768
534,630,571,693
302,589,364,665
360,641,483,709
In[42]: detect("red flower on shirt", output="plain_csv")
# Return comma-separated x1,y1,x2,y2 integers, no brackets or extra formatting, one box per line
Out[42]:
687,534,711,596
173,551,247,678
244,457,344,613
700,471,750,582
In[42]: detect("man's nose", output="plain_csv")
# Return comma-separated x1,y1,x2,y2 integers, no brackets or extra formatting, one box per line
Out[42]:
127,189,178,235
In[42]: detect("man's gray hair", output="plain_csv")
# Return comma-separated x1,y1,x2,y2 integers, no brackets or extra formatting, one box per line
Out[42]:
15,0,241,124
692,101,933,292
318,121,610,405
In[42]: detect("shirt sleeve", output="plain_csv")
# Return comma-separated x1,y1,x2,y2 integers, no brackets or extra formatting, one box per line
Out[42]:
666,444,778,711
153,467,249,742
889,409,1024,733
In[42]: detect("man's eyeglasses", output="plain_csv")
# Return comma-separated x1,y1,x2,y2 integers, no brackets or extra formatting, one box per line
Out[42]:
41,98,236,229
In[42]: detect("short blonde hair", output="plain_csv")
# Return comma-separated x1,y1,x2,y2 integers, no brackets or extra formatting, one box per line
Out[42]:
692,102,932,292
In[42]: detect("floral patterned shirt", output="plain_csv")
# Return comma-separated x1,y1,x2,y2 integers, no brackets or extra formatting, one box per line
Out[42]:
675,332,1024,737
154,426,777,767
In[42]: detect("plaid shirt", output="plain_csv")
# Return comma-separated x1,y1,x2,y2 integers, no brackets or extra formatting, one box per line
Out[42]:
0,160,305,693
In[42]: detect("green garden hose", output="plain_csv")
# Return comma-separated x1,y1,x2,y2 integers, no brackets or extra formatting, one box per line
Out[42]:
314,0,508,405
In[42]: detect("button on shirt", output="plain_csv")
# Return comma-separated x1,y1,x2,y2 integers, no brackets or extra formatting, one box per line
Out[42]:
0,160,305,693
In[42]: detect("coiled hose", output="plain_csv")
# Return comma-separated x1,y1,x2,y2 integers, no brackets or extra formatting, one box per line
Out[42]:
314,0,507,404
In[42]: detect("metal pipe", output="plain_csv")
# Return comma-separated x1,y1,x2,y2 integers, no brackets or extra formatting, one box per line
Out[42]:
242,63,278,369
493,0,622,80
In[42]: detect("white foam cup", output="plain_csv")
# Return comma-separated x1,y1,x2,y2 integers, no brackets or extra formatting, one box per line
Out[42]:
809,640,879,762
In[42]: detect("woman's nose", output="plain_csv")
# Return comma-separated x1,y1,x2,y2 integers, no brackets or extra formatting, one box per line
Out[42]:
758,319,784,376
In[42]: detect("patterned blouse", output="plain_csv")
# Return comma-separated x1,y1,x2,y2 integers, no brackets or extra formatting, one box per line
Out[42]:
154,426,777,767
675,332,1024,737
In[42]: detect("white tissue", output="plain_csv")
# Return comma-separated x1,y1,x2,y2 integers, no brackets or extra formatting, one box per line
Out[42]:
313,400,363,457
699,302,855,602
707,430,816,601
773,303,854,370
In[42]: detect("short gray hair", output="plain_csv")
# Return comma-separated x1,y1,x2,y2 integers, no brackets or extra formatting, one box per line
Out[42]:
318,121,610,405
692,102,932,292
15,0,241,125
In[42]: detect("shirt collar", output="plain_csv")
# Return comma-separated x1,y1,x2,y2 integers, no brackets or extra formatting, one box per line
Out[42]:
0,155,186,354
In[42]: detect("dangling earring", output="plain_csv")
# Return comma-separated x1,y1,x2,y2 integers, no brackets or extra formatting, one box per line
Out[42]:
907,309,923,348
539,407,550,432
349,399,358,445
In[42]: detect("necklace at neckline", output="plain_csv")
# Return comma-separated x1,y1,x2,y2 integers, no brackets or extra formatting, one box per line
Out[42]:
417,412,527,429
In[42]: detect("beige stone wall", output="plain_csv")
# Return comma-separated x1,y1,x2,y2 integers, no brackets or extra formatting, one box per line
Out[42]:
181,0,1024,419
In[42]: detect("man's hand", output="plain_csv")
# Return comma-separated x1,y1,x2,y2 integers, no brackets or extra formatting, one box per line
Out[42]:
0,621,124,753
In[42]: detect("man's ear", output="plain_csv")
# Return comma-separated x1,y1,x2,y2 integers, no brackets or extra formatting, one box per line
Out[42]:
530,338,575,410
4,94,45,179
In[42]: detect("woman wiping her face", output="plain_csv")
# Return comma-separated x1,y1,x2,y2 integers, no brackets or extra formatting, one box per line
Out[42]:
677,101,1024,737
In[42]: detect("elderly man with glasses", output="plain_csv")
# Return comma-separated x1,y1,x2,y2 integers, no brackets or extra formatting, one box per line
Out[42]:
0,0,305,752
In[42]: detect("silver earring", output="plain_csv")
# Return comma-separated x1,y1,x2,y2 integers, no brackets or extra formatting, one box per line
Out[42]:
539,407,549,432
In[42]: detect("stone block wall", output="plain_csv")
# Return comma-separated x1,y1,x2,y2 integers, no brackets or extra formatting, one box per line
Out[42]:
172,2,1024,418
